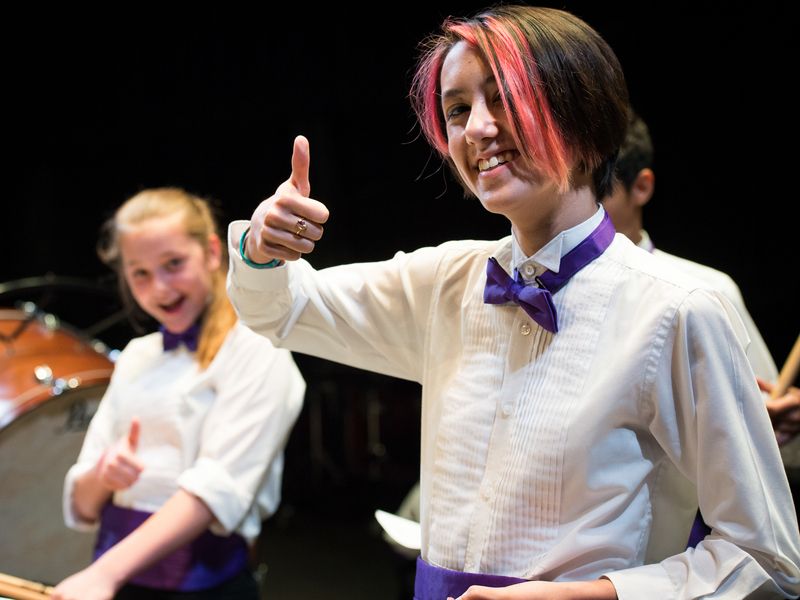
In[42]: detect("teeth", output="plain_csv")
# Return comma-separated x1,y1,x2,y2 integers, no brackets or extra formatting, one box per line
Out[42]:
478,152,512,172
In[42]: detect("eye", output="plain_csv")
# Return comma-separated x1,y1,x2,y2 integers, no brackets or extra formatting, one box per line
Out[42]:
445,104,469,121
164,257,185,272
129,268,149,282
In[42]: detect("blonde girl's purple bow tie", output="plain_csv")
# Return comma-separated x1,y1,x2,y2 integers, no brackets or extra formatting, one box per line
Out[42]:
160,323,200,352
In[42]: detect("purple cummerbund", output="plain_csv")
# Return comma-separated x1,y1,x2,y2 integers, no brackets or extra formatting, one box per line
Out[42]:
414,556,528,600
94,503,248,591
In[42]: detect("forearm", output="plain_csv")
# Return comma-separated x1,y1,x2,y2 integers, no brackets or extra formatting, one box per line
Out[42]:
457,578,618,599
71,467,113,523
560,579,617,599
90,489,213,587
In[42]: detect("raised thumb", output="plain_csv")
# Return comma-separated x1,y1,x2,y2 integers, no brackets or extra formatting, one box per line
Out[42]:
290,135,311,197
127,417,140,452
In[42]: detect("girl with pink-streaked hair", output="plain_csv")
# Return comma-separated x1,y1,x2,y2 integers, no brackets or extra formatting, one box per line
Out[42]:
229,5,800,599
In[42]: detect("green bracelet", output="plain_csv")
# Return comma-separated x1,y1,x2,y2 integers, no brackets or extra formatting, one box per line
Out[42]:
239,227,282,269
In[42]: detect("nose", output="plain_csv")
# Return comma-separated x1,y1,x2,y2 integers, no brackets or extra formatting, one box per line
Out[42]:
153,272,173,295
464,100,499,145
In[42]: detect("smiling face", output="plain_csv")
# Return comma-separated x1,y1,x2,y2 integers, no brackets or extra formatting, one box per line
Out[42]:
412,7,631,224
440,41,560,225
120,212,221,334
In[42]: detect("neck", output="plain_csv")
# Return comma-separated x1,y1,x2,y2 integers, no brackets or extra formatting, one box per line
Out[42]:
620,213,644,245
512,185,598,256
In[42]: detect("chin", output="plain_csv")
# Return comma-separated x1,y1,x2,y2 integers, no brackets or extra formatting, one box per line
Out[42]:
157,314,187,333
477,191,516,216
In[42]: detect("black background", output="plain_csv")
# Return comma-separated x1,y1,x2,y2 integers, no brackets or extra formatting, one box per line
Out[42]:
2,2,797,595
3,2,797,364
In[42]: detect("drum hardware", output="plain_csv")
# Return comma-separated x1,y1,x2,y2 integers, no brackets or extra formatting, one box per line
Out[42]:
0,308,58,347
42,313,59,331
33,365,53,385
32,365,86,396
0,275,132,351
0,305,37,345
91,339,112,356
51,376,81,396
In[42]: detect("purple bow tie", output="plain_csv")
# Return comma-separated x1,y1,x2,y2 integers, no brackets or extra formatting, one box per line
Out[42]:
160,323,200,352
484,258,559,332
484,211,615,333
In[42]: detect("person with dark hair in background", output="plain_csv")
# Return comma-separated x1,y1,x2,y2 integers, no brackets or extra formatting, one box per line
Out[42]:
228,6,800,599
53,188,305,600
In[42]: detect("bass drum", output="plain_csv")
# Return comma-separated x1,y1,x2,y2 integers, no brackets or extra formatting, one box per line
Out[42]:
0,307,114,585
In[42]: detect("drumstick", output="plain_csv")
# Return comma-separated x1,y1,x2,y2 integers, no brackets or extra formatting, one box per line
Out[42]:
0,572,53,600
772,333,800,399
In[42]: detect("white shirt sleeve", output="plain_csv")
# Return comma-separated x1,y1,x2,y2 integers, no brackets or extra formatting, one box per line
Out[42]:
606,289,800,599
227,220,442,382
177,325,305,534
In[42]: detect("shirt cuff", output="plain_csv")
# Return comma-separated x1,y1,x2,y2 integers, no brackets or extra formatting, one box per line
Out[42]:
62,462,101,532
238,226,282,269
603,563,676,600
228,220,290,292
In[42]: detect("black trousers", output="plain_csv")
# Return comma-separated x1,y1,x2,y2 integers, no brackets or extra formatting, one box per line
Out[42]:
114,569,259,600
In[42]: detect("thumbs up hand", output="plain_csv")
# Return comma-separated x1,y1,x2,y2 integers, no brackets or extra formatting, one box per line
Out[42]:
246,135,330,264
95,417,144,491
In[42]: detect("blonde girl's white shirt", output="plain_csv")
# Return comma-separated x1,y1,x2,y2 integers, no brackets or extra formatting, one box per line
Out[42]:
63,322,305,543
226,215,800,598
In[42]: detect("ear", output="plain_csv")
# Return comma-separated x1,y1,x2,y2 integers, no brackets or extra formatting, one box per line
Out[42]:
630,168,655,208
206,233,222,271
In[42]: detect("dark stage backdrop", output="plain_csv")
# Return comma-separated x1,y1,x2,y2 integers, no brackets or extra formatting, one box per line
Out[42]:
4,2,797,361
2,2,797,515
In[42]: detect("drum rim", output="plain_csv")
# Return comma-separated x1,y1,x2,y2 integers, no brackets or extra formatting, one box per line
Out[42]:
0,307,116,358
0,378,110,431
1,307,115,431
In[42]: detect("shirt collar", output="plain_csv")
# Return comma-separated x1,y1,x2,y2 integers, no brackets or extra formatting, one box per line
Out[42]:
511,205,606,282
637,229,655,253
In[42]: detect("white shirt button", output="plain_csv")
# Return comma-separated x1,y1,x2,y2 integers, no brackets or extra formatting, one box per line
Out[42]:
524,263,535,276
502,402,513,416
520,323,532,336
